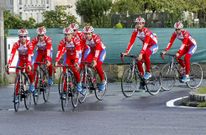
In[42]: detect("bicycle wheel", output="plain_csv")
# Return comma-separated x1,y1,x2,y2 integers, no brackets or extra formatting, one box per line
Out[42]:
95,71,107,101
69,72,79,108
14,75,20,112
160,63,176,91
58,72,64,95
33,70,39,105
186,63,203,89
42,70,50,102
121,68,138,97
60,73,70,111
22,73,32,110
146,65,162,95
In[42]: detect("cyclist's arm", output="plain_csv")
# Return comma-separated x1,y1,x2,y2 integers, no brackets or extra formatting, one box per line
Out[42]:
8,43,18,65
74,38,81,63
55,40,65,63
28,42,34,65
125,31,138,54
165,32,177,51
93,37,102,62
46,37,53,62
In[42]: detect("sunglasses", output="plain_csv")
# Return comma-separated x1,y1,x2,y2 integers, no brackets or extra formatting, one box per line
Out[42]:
19,36,27,38
38,34,44,37
175,29,181,31
136,22,145,25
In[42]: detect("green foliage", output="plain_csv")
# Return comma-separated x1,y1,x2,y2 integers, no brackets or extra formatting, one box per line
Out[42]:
197,87,206,94
4,10,36,29
42,6,77,28
76,0,112,27
115,22,123,28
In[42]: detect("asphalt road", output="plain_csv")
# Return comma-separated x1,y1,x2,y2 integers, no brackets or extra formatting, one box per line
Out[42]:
0,82,205,135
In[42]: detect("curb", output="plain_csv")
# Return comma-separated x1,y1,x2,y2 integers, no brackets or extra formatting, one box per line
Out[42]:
166,96,206,109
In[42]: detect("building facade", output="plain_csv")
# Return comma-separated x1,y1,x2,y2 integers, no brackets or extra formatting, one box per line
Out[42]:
5,0,80,23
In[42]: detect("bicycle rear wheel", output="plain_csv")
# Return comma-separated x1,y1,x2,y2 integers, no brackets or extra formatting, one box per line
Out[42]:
186,63,203,89
160,63,176,91
14,75,20,112
146,65,161,95
95,71,107,101
121,68,138,97
22,73,32,110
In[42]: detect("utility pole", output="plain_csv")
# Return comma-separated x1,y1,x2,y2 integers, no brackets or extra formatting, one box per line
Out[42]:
0,1,6,83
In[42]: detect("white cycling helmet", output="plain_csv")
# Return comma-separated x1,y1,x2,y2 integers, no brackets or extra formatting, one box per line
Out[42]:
63,27,74,34
69,23,79,30
174,21,183,29
134,16,145,23
83,26,94,33
18,28,28,36
36,26,46,35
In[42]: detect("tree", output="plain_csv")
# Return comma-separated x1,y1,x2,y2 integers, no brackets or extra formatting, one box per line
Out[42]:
42,6,77,28
76,0,112,27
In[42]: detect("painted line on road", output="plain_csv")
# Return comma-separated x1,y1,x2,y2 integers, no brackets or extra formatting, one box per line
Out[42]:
166,96,206,109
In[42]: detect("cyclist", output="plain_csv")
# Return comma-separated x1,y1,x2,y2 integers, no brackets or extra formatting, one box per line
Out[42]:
161,21,197,82
6,29,36,102
122,16,158,81
55,27,85,98
31,26,53,86
82,25,107,91
68,23,85,63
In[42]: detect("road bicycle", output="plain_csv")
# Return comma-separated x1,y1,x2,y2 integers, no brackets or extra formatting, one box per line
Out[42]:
120,54,161,97
160,53,203,90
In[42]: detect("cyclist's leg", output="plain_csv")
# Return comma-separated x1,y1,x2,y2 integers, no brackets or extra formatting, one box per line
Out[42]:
95,49,106,82
185,44,197,75
95,50,106,91
176,49,187,68
137,60,144,76
26,61,35,92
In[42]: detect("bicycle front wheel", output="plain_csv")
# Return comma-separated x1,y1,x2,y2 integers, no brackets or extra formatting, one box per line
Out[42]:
22,73,32,110
160,63,176,91
60,73,70,112
186,63,203,89
121,68,138,97
69,72,79,108
14,75,20,112
33,70,39,105
42,71,50,102
146,65,161,95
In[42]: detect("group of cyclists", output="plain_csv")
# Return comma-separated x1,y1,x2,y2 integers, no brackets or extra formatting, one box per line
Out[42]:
6,23,107,103
122,16,197,86
6,16,197,103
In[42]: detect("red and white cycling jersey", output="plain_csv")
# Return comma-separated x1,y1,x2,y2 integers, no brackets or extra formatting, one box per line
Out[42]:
126,27,158,54
31,35,53,61
8,39,33,64
165,29,197,53
56,37,81,63
75,31,86,51
84,34,106,61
